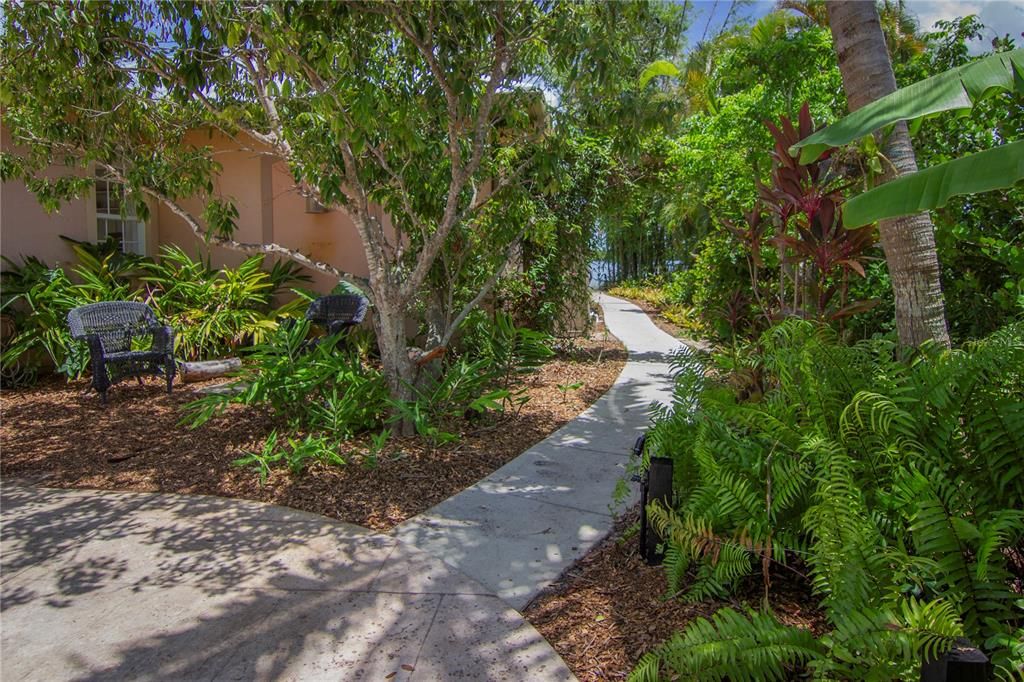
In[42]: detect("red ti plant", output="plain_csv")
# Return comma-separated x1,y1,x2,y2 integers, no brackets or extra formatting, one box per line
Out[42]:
721,209,772,329
756,103,879,323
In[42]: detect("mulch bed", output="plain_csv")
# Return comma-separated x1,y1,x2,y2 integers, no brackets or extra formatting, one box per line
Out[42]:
1,329,626,533
523,506,827,681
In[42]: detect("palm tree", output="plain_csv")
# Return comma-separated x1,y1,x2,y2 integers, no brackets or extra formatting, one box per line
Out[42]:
826,1,950,347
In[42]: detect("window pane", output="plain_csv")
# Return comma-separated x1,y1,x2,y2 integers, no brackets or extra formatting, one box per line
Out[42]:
108,186,120,215
95,179,108,214
95,173,145,254
124,221,143,255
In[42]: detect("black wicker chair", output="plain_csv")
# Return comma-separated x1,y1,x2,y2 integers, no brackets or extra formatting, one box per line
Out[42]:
67,301,176,404
304,294,368,340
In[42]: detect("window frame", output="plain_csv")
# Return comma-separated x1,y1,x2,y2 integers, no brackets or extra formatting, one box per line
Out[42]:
92,170,147,256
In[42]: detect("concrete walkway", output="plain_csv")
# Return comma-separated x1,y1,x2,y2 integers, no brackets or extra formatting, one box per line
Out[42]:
0,486,573,681
0,293,683,680
393,293,683,610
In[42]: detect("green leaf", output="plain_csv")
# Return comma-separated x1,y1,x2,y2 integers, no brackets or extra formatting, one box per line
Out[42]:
793,49,1024,163
843,141,1024,228
638,59,680,88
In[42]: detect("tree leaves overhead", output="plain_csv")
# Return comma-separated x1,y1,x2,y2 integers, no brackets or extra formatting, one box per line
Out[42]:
843,140,1024,228
792,49,1024,163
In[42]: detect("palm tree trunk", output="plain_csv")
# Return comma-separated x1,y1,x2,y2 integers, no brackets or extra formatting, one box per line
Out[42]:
827,1,950,348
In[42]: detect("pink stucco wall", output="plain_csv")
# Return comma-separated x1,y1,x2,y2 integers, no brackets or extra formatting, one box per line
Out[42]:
2,126,376,296
268,157,375,292
1,127,91,269
155,129,272,270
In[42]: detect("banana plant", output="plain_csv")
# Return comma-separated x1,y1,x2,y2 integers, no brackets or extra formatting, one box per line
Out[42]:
790,49,1024,228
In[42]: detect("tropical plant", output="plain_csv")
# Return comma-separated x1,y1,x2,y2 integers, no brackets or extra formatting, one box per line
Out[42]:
755,105,880,324
390,357,508,446
464,310,555,410
142,246,308,361
793,48,1024,228
557,381,584,403
0,247,139,380
389,310,555,443
633,320,1024,679
59,235,150,284
184,321,389,437
233,431,345,483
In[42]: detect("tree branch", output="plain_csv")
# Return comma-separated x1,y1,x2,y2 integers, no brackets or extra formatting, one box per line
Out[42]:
437,223,528,350
96,164,372,298
398,2,518,301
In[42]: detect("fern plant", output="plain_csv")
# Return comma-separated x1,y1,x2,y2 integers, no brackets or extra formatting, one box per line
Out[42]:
635,319,1024,680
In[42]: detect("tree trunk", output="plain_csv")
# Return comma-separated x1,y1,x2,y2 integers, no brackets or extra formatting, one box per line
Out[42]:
827,1,950,348
347,207,419,435
372,298,418,435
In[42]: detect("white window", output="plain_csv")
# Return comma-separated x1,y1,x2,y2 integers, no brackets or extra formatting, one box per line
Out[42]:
95,173,146,255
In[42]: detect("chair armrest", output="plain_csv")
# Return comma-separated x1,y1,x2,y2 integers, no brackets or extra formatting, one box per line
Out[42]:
82,333,106,357
149,325,175,355
326,320,353,337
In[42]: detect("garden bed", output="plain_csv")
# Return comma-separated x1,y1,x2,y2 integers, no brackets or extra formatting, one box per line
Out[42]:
523,506,827,681
1,330,626,533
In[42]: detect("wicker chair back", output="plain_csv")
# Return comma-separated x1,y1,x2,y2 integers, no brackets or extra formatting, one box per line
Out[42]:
304,295,368,328
67,301,159,353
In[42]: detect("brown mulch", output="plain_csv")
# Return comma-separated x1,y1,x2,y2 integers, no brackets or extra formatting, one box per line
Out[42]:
0,330,626,533
523,506,827,681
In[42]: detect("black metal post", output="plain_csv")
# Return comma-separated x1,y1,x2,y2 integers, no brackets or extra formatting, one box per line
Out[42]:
641,456,674,565
921,640,991,682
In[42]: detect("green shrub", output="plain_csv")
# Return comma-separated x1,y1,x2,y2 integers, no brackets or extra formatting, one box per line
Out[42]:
634,320,1024,679
184,321,390,437
608,276,673,308
389,357,507,445
396,310,555,444
472,310,555,395
142,245,308,361
233,431,345,483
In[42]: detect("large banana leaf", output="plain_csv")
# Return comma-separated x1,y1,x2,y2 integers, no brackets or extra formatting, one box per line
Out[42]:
842,140,1024,228
639,59,680,88
792,49,1024,163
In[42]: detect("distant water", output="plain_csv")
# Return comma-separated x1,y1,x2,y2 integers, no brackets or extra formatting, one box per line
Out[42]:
588,260,615,289
588,260,684,289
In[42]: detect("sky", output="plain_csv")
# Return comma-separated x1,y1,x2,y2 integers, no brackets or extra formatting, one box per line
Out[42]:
684,1,1024,54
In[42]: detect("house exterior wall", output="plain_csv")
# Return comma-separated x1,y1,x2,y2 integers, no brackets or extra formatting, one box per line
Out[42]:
1,127,374,294
154,129,272,270
1,127,91,268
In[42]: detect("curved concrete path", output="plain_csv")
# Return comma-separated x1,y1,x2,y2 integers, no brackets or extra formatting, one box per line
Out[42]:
0,486,573,681
393,293,683,610
0,293,682,680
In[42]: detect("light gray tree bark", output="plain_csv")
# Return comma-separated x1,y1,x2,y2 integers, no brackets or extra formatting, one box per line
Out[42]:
827,1,951,347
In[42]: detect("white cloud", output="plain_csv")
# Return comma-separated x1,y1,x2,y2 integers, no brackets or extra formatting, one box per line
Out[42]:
905,1,1024,53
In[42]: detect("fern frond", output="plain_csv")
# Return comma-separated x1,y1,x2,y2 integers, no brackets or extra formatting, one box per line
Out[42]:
640,607,823,681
